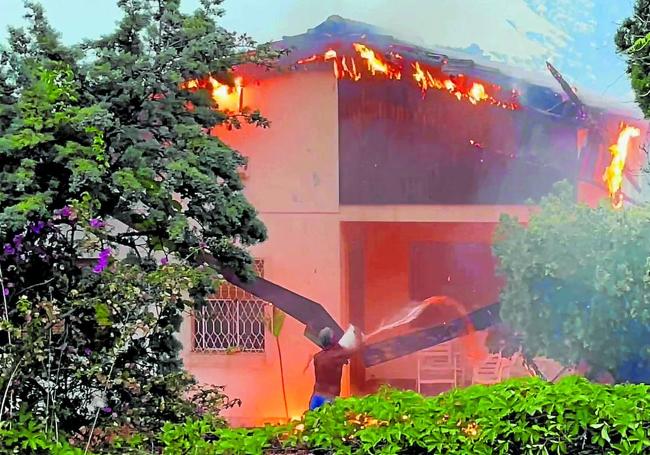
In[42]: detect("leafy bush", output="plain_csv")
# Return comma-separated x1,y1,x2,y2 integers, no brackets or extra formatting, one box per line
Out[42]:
0,0,279,443
205,377,650,454
493,182,650,383
616,0,650,118
0,413,84,454
6,377,650,453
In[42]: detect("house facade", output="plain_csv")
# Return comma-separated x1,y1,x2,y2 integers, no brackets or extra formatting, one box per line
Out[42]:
178,17,648,426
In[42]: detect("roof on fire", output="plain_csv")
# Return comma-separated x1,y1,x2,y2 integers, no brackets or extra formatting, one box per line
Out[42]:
274,15,644,122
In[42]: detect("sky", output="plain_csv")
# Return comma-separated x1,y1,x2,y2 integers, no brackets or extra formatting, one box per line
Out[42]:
0,0,639,102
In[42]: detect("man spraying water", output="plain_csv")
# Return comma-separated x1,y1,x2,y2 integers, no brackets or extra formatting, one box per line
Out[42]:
307,296,482,411
308,326,361,411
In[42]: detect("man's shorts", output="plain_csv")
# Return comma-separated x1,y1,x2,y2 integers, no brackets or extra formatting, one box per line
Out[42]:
309,394,333,411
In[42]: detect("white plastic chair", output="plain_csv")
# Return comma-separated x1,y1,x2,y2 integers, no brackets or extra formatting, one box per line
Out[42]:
417,342,457,393
472,354,510,385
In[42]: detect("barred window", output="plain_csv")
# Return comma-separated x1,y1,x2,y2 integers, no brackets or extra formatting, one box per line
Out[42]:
193,260,267,353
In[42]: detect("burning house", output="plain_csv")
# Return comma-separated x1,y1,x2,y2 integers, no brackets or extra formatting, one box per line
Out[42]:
178,16,649,426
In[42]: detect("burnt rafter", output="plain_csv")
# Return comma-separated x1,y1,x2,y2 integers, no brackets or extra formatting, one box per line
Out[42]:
196,252,344,343
202,246,501,365
546,61,586,114
362,302,502,367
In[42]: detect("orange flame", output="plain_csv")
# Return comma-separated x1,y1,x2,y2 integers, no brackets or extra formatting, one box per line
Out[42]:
297,43,519,110
603,124,640,208
297,49,337,64
412,63,511,108
353,43,401,79
469,83,488,104
340,56,361,81
180,76,243,112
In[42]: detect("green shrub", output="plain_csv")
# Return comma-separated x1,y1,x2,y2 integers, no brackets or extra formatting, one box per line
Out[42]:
208,376,650,455
7,377,650,454
0,413,84,454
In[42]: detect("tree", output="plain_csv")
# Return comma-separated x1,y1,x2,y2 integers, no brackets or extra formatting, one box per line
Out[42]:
493,182,650,383
0,0,280,443
616,0,650,118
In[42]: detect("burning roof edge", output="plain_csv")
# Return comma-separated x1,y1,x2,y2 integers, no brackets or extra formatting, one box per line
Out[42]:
273,15,644,121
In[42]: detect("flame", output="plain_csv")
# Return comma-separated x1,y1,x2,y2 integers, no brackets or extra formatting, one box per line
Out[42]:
412,62,428,92
353,43,401,79
297,49,338,64
297,43,519,110
180,76,243,112
412,64,512,108
341,57,361,81
469,83,488,104
603,124,640,208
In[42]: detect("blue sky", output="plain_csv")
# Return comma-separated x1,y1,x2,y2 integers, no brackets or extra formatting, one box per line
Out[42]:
0,0,638,102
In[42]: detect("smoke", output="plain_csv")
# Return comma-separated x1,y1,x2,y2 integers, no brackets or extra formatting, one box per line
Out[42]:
275,0,567,71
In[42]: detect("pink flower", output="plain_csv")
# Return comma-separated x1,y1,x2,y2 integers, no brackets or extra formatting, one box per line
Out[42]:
160,257,169,265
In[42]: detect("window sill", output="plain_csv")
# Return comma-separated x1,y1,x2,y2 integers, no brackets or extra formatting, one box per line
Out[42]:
183,349,270,370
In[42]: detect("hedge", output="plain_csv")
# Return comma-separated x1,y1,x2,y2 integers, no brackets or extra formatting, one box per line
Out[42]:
200,376,650,454
4,376,650,454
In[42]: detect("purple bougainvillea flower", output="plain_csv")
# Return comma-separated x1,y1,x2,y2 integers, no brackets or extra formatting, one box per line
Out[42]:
92,248,112,274
55,206,73,218
30,221,46,234
83,348,92,356
101,406,112,414
89,218,105,229
2,288,8,297
160,257,169,265
12,234,23,248
3,244,15,255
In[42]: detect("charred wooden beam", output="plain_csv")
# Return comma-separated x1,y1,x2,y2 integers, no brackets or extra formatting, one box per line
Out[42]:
546,62,585,112
197,253,344,344
362,302,502,366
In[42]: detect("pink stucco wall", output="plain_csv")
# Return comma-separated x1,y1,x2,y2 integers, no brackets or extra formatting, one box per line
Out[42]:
179,70,343,426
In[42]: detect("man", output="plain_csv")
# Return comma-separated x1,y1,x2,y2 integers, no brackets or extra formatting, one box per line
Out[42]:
308,327,360,411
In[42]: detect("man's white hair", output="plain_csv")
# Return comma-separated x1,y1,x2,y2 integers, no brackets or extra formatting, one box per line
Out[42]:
318,327,333,347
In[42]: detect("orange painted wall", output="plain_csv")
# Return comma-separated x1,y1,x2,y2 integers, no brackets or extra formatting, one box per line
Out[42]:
179,70,342,426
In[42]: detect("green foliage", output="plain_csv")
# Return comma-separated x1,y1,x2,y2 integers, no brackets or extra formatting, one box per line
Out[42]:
616,0,650,117
0,0,281,446
493,182,650,380
8,378,650,453
130,377,650,454
0,413,84,454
